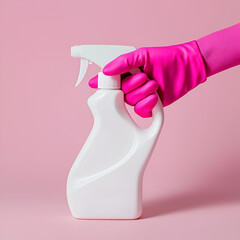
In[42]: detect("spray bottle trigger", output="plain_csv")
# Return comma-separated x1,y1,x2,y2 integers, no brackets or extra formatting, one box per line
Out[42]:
75,59,89,87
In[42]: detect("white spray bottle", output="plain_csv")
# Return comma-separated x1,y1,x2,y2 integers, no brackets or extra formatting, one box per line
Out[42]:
67,45,164,219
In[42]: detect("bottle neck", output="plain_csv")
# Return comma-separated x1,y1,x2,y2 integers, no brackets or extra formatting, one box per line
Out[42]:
98,72,121,89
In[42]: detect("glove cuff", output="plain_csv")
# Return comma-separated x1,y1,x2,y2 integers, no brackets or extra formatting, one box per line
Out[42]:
197,23,240,77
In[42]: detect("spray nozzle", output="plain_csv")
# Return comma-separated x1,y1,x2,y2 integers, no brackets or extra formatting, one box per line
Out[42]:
71,45,136,89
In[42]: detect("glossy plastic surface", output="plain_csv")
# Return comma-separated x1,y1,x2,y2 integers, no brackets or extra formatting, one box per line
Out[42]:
67,90,164,219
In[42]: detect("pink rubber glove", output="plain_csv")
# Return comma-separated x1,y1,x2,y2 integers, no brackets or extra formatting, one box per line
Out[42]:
197,23,240,76
89,40,206,117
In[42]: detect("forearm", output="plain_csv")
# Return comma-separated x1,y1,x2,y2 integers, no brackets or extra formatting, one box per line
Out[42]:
197,23,240,77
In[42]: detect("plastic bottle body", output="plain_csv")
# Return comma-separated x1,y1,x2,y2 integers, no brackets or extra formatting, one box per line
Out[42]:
67,90,163,219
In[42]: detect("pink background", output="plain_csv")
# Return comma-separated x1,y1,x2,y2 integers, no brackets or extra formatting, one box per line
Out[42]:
1,0,240,239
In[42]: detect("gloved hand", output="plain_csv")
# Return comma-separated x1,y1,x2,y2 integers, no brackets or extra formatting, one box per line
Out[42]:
89,40,206,118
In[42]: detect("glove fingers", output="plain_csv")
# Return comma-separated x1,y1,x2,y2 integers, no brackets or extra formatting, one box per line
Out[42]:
122,72,148,94
88,75,98,88
89,72,149,91
134,94,158,118
103,48,146,76
125,80,158,106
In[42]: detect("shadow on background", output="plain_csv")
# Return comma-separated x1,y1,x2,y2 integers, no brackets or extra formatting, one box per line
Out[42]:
141,157,240,219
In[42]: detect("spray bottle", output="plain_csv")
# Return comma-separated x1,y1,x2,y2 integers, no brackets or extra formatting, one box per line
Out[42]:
67,45,164,219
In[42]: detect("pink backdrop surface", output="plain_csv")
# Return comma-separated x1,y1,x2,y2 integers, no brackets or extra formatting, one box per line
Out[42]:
0,0,240,239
